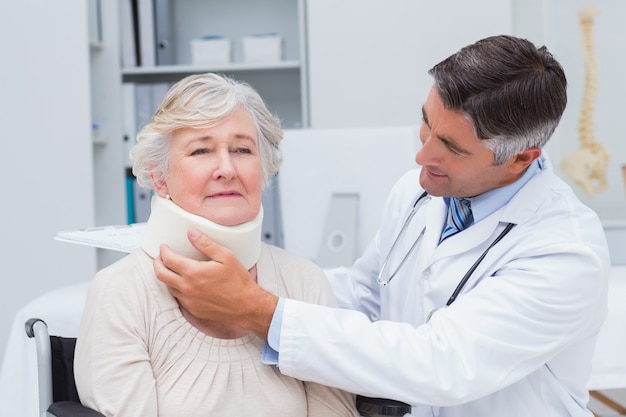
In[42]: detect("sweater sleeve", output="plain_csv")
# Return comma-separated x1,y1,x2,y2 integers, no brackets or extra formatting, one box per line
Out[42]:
297,264,360,417
265,245,360,416
74,254,159,417
306,382,359,417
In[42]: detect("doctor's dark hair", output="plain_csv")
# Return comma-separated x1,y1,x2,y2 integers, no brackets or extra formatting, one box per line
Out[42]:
428,35,567,165
130,72,283,189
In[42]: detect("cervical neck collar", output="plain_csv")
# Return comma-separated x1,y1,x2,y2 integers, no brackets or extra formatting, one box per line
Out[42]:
141,195,263,270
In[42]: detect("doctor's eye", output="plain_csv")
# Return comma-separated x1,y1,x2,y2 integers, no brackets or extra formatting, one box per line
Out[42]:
442,140,469,157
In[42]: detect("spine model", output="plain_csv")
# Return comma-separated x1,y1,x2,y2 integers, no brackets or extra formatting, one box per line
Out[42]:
560,3,609,197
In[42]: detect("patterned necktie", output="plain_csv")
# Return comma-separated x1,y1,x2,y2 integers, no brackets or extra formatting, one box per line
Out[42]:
440,197,473,243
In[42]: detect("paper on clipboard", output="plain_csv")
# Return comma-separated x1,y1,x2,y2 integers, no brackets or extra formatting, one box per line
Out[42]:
55,223,146,253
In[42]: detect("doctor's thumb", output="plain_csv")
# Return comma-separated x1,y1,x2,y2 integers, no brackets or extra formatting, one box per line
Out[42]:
188,227,212,250
187,227,226,260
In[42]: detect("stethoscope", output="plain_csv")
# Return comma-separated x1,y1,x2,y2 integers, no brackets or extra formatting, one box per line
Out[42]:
377,191,516,314
377,191,430,287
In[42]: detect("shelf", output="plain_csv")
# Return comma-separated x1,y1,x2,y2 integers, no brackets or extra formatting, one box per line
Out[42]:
117,0,307,125
121,60,301,77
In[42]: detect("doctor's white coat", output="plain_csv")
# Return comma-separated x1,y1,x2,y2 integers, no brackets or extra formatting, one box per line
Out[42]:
277,154,610,417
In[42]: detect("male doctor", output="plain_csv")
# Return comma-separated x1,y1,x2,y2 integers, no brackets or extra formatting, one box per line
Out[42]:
155,35,610,416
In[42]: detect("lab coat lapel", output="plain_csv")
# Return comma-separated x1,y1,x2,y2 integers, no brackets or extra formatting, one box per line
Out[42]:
416,196,493,269
425,153,554,266
428,215,502,265
416,196,445,268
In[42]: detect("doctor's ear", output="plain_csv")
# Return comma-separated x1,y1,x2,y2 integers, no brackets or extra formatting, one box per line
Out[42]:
509,147,542,174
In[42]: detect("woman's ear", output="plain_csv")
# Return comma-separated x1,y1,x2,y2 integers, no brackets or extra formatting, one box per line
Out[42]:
150,174,169,198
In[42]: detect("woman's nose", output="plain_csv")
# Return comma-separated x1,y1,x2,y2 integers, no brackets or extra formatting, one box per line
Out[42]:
213,152,236,179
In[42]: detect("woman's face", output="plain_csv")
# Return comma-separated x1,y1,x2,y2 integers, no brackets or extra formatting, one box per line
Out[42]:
153,106,263,226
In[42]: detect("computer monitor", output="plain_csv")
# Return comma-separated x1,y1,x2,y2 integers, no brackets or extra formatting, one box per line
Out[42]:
278,125,421,267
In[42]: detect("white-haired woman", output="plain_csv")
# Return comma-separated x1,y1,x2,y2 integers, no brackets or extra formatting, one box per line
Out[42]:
74,73,359,417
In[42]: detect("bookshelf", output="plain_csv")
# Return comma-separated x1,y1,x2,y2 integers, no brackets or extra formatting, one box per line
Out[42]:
90,0,130,268
119,0,308,129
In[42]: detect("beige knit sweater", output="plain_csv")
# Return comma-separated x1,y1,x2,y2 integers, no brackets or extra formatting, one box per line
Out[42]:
75,244,359,417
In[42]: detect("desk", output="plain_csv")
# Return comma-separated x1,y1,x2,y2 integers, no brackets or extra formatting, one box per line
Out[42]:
588,265,626,390
1,268,624,417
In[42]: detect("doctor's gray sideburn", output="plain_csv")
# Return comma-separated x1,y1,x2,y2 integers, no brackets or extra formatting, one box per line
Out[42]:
429,35,568,165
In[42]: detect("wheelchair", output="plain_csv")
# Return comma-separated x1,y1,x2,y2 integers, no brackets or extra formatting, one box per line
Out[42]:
25,317,412,417
25,318,104,417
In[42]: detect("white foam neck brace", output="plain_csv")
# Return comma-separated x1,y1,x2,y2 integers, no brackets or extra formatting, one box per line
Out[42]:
141,195,263,270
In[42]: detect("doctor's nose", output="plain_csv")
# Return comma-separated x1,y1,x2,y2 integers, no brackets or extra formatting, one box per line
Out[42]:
415,130,434,166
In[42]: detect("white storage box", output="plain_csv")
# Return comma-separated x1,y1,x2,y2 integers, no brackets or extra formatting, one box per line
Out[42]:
191,36,231,65
242,34,282,63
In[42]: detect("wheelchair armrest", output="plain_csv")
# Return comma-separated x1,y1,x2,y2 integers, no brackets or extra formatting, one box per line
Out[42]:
48,401,105,417
356,395,412,416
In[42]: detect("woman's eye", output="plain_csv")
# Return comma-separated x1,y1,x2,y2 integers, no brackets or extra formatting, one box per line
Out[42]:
235,147,251,154
191,148,210,156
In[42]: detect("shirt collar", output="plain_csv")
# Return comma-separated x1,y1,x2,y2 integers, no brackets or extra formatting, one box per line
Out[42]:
463,158,542,223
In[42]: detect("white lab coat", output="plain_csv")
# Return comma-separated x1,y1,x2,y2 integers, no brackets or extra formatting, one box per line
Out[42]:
277,154,610,416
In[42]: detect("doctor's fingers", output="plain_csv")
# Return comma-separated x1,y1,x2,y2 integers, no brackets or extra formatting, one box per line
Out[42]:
154,251,185,290
153,254,210,310
155,245,227,293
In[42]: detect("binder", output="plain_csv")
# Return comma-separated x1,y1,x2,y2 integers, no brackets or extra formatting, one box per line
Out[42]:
125,167,137,224
261,175,284,247
133,179,153,223
151,82,170,112
122,82,137,167
154,0,176,65
119,0,138,67
135,82,170,134
134,83,154,133
125,169,153,224
137,0,156,66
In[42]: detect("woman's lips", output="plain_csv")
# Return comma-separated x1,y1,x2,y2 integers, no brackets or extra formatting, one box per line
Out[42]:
209,191,241,199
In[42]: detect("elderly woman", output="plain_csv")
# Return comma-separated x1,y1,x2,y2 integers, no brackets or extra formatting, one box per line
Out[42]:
74,73,359,417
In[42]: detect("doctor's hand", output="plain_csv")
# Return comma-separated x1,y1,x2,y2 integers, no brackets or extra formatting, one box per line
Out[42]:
153,228,278,339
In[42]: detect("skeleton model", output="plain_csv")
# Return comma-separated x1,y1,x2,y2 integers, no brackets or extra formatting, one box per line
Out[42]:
560,3,609,197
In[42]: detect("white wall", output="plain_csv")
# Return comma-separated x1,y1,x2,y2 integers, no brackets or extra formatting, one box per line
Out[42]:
512,0,626,264
305,0,626,264
306,0,513,128
0,2,97,362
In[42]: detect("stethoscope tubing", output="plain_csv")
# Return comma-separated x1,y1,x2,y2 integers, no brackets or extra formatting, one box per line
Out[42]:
445,222,516,306
378,190,517,312
377,191,429,287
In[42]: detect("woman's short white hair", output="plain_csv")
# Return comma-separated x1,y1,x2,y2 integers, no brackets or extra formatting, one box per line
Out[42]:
130,72,283,189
